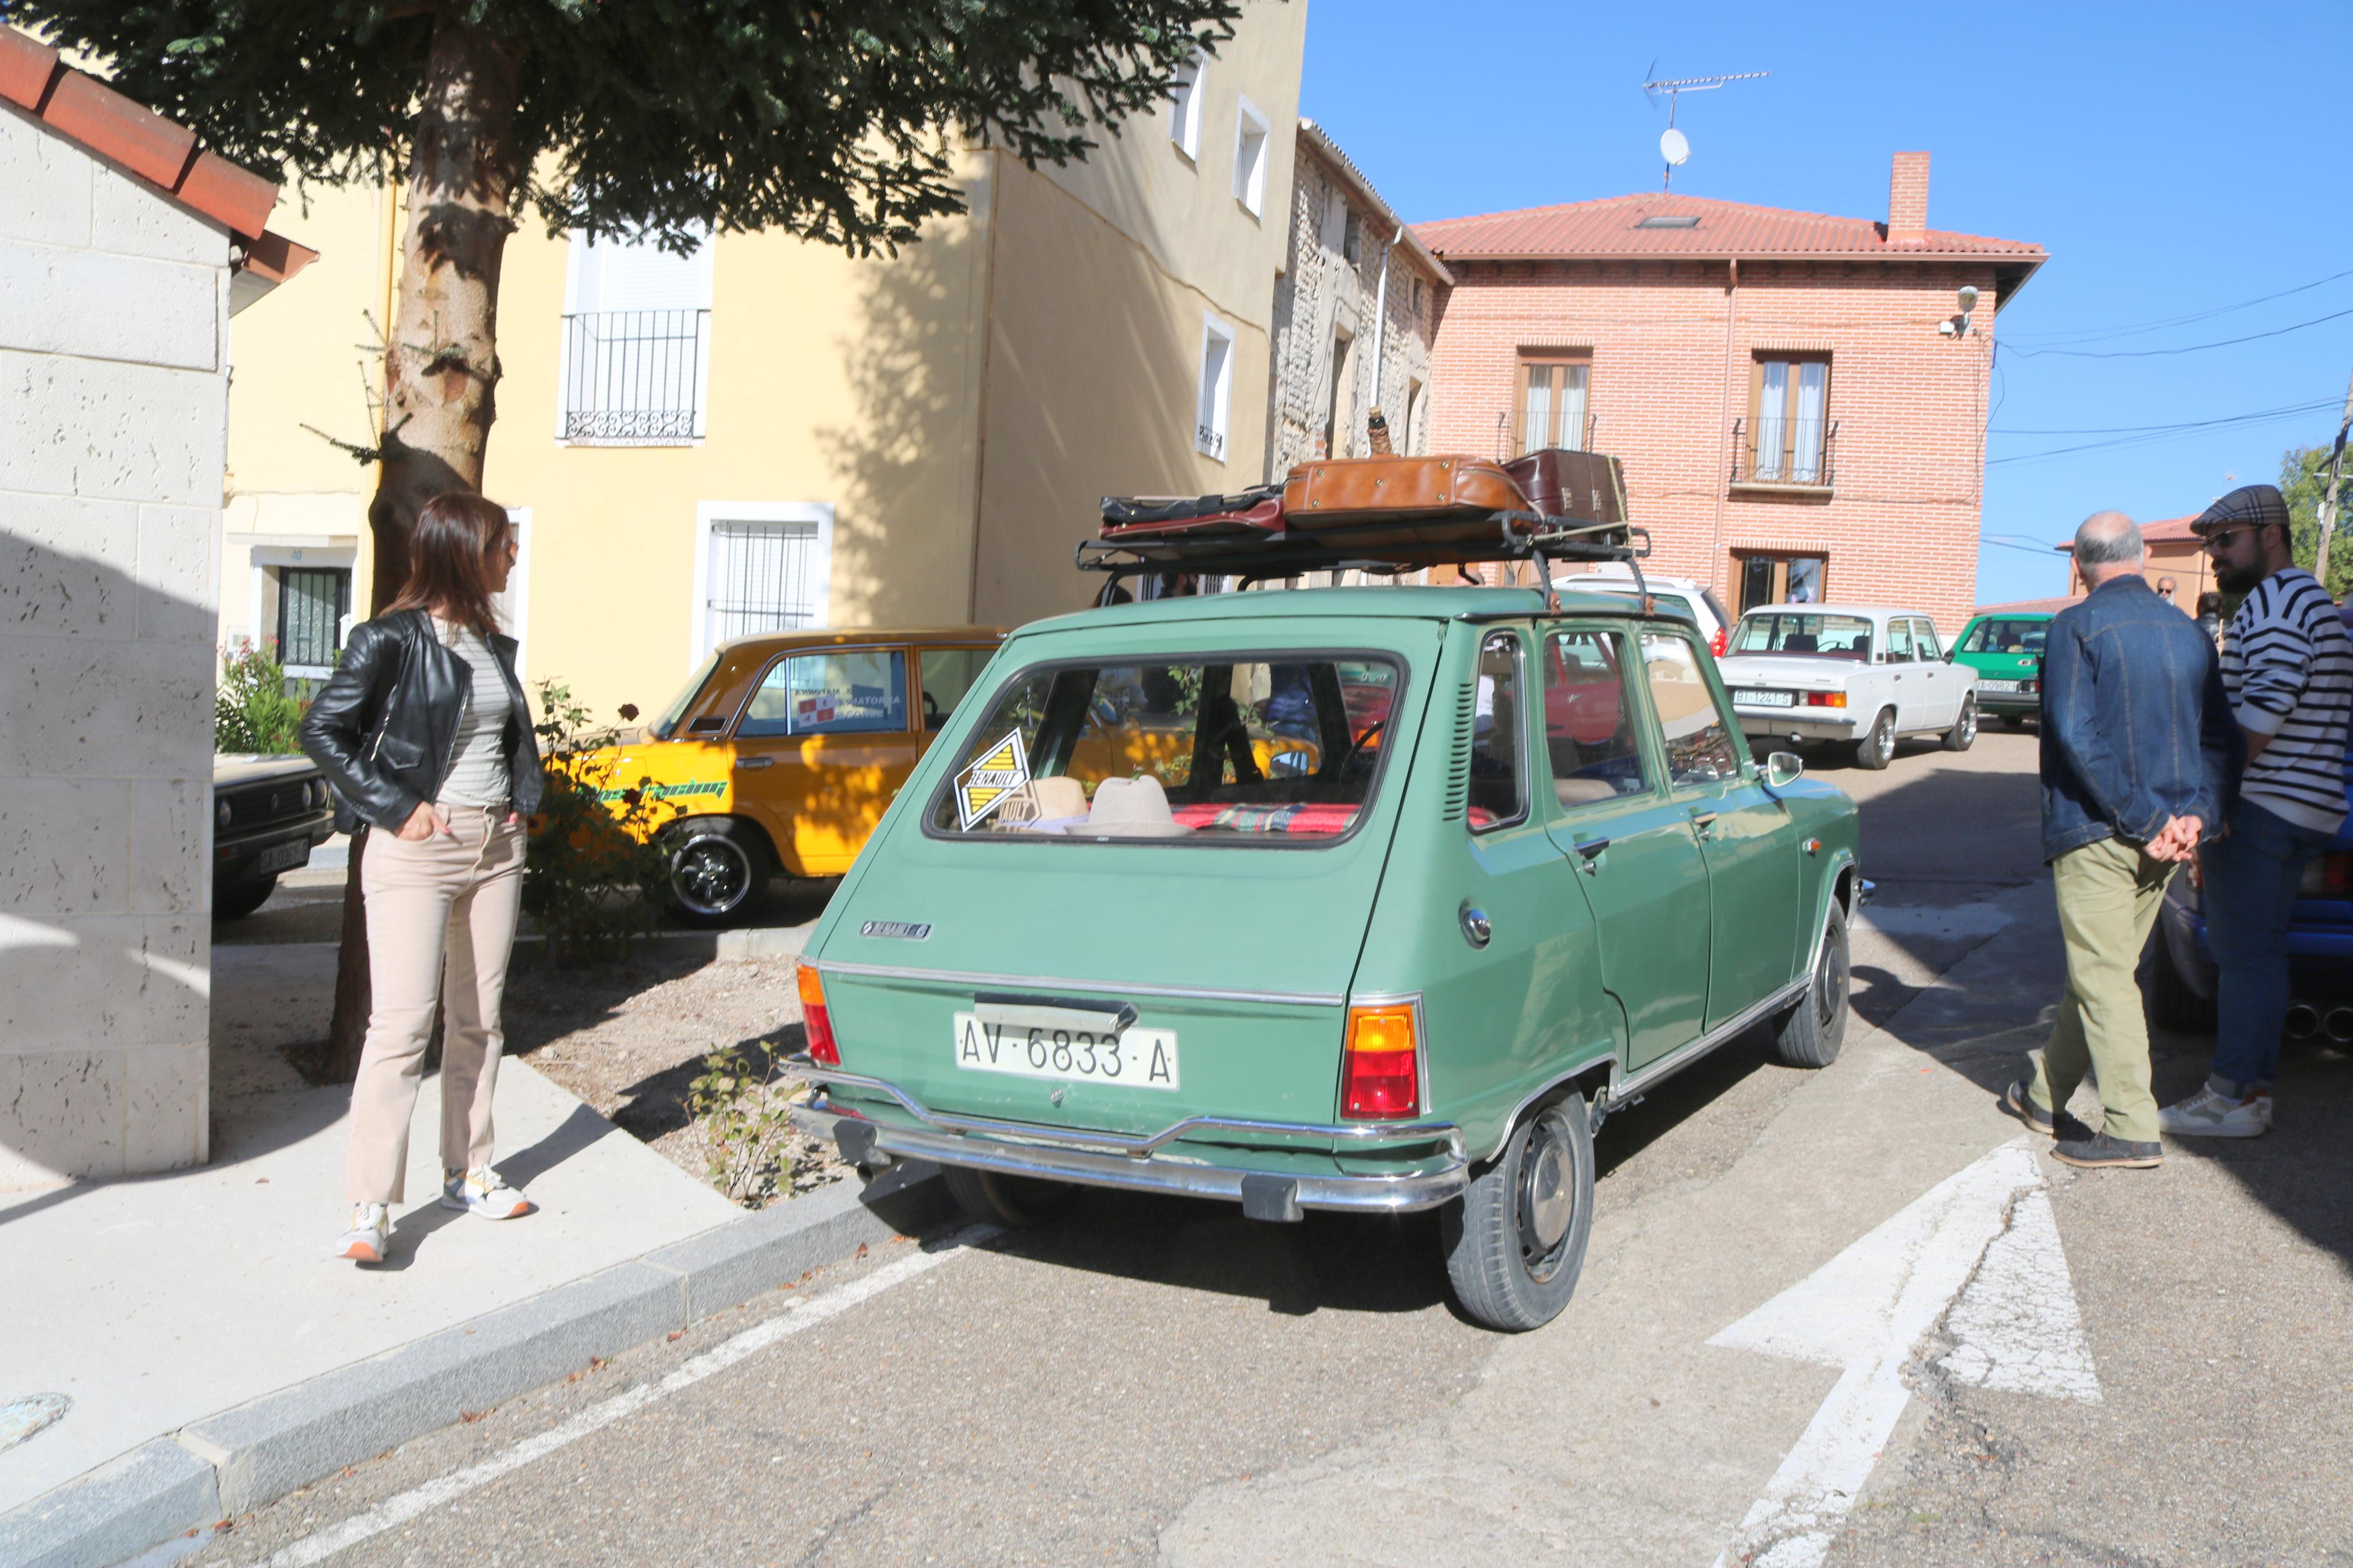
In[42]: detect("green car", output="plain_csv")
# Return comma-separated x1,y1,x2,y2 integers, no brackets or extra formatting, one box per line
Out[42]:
1951,611,2052,726
789,585,1862,1331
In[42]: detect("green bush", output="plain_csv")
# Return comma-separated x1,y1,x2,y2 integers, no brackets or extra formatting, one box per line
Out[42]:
216,643,307,753
688,1042,828,1206
522,680,677,965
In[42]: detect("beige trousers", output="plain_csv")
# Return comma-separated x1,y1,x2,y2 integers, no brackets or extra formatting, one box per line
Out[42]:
346,808,526,1203
2029,834,2174,1146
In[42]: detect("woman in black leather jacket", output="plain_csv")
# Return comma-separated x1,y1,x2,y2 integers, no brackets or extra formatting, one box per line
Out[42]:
300,493,544,1265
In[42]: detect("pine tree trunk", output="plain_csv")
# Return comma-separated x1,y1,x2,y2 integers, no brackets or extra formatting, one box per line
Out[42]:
320,10,523,1082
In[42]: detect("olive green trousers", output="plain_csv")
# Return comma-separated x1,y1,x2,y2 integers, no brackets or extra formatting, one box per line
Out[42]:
2029,834,2174,1146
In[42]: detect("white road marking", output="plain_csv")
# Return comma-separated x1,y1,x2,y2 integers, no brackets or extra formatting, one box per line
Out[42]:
1706,1138,2095,1566
249,1229,988,1568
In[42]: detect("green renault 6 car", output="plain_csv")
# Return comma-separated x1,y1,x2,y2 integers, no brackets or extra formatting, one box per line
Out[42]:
789,584,1862,1331
1951,610,2052,727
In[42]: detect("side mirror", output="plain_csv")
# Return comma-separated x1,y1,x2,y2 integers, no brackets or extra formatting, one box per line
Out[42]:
1766,751,1804,789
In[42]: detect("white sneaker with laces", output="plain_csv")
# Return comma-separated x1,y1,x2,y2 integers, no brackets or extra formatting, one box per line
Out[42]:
441,1166,533,1219
335,1202,391,1263
2157,1086,2268,1139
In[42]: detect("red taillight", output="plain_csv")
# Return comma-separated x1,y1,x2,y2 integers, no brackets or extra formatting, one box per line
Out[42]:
1341,1004,1419,1119
1711,627,1729,658
798,962,840,1065
2024,680,2039,694
2301,853,2353,899
1802,691,1848,708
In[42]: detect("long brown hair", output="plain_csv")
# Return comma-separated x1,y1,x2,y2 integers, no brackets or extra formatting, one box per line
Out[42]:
382,492,510,641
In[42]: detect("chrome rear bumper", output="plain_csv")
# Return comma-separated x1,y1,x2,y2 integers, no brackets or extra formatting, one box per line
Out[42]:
787,1059,1468,1218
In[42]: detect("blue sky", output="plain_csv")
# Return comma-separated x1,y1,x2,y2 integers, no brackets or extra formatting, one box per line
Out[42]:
1300,0,2353,605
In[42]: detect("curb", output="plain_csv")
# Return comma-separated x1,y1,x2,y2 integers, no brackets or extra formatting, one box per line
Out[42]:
0,1164,945,1568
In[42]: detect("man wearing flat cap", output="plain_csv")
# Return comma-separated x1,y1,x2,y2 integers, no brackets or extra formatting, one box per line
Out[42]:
2162,483,2353,1137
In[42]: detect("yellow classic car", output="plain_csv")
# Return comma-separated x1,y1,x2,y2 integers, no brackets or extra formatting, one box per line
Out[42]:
578,627,1006,923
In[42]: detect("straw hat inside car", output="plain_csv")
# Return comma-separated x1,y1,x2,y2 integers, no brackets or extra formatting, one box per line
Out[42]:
1084,775,1192,837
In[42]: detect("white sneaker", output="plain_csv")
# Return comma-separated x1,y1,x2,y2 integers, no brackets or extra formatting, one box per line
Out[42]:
441,1166,533,1219
334,1202,391,1263
2157,1086,2268,1139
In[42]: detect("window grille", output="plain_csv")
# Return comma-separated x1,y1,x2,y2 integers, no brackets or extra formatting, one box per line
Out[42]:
278,567,348,671
705,520,821,650
562,309,709,443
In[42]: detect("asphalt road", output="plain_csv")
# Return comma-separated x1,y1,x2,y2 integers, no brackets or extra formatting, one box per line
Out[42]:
189,729,2353,1567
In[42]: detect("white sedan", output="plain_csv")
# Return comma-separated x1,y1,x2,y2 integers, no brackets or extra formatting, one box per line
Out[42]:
1715,604,1979,770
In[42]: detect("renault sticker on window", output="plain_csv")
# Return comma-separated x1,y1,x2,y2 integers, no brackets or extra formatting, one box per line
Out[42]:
955,730,1030,830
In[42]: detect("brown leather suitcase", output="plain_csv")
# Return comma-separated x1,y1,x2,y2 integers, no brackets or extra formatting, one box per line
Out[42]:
1281,455,1531,526
1501,449,1627,528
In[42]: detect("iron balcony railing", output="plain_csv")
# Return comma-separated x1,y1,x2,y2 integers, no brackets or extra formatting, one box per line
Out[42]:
562,308,709,443
1730,416,1838,492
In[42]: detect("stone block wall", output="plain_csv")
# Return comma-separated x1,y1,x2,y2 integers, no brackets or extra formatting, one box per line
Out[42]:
1,102,229,1186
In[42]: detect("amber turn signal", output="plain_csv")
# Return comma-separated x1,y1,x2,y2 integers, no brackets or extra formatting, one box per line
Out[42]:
1341,1003,1419,1119
797,961,840,1066
1801,691,1847,708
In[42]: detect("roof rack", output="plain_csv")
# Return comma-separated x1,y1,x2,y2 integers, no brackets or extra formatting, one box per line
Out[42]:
1075,514,1653,614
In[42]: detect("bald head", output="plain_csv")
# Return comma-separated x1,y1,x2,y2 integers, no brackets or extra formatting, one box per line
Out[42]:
2074,511,2145,587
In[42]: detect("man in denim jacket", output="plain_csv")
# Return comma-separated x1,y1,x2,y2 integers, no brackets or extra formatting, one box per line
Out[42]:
2006,513,2237,1168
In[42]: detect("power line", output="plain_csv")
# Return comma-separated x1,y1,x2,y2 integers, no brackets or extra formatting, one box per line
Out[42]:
1991,397,2340,436
1989,399,2338,466
2004,265,2353,347
2007,305,2353,360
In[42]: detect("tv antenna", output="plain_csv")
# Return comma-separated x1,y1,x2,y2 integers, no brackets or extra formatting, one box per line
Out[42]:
1642,67,1768,191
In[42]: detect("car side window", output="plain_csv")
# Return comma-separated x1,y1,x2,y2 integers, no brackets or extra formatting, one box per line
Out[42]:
739,649,908,738
1885,620,1915,664
1467,631,1526,831
1914,620,1943,660
1542,628,1651,807
917,648,992,731
1639,632,1743,789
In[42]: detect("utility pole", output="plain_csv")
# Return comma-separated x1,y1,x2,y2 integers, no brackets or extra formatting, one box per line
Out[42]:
2315,366,2353,590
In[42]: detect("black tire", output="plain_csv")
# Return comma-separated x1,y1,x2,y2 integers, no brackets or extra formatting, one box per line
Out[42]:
1771,897,1852,1068
1441,1100,1595,1332
2146,929,2218,1033
1851,707,1897,770
1943,693,1978,752
211,873,278,920
663,820,771,926
942,1165,1076,1228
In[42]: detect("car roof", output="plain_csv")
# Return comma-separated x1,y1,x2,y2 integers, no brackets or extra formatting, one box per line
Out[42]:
1965,609,2054,621
712,625,1006,657
1558,570,1710,592
1737,603,1933,621
1016,585,1684,636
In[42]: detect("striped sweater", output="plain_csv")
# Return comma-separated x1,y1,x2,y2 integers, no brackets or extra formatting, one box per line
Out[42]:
434,617,515,810
2221,568,2353,834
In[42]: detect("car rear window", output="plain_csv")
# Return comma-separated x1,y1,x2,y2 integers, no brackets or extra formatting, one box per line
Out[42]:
1960,618,2048,655
927,655,1402,844
1732,613,1876,660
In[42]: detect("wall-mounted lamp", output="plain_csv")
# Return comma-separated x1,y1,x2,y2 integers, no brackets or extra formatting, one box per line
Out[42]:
1938,285,1981,337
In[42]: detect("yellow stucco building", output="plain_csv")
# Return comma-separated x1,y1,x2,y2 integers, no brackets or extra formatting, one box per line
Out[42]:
221,2,1305,720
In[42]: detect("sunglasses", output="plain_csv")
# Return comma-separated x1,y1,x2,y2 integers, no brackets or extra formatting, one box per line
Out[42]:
2201,526,2264,553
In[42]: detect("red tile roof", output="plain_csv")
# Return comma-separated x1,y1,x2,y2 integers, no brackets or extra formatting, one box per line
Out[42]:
1415,193,2043,265
1,25,278,239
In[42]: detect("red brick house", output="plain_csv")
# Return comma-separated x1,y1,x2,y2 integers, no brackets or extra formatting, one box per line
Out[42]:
1416,154,2045,635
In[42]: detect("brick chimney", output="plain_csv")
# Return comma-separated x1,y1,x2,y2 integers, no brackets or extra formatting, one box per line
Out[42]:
1888,151,1930,244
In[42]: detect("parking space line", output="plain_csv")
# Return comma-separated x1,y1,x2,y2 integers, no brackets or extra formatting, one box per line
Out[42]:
247,1229,990,1568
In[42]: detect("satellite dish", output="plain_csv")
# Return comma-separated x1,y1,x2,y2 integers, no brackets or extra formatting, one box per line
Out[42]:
1660,127,1691,166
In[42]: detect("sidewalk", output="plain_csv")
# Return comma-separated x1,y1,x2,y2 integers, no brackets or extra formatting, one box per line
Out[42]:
0,943,921,1566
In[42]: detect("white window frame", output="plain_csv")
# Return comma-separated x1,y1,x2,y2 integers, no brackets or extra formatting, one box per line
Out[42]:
1196,314,1236,463
689,500,836,666
1231,95,1270,216
558,230,717,447
1167,48,1205,161
242,541,356,678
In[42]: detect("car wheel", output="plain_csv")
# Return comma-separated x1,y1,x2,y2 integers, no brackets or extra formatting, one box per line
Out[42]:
1442,1100,1594,1332
1943,694,1979,752
2146,929,2218,1033
1770,897,1851,1068
211,873,278,920
663,821,771,926
942,1165,1076,1228
1851,707,1897,770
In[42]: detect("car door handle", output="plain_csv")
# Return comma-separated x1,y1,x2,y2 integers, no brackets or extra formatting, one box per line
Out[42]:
1574,837,1609,873
1688,809,1718,840
734,756,773,770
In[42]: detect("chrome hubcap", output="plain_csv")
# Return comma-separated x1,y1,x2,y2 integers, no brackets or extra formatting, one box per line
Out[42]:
1516,1109,1577,1280
673,836,750,914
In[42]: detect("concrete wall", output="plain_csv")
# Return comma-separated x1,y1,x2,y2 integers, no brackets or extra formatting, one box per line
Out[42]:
1269,137,1443,478
1,102,228,1187
1429,258,1999,635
